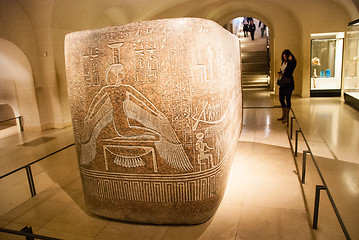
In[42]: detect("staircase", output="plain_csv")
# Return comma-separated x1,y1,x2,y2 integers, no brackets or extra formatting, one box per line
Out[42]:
242,50,269,88
239,20,270,89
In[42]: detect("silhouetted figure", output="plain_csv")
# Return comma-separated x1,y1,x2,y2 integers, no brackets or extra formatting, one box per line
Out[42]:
259,21,266,38
249,19,256,41
243,19,248,37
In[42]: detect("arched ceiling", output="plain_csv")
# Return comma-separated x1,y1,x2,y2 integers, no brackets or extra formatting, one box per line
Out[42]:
49,0,359,31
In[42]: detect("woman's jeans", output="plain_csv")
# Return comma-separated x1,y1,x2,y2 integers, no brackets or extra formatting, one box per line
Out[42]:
279,87,293,108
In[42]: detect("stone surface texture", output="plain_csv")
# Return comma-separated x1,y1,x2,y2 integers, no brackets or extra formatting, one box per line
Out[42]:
65,17,242,224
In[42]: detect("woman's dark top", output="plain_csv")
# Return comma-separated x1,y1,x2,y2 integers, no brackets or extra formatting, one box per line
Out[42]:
282,57,297,90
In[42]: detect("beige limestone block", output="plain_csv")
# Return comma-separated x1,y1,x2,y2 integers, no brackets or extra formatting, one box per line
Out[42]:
65,18,242,224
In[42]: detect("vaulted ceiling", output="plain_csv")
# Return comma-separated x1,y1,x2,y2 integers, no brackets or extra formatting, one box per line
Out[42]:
48,0,359,30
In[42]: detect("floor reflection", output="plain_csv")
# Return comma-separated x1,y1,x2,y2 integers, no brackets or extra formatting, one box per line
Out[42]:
245,90,359,239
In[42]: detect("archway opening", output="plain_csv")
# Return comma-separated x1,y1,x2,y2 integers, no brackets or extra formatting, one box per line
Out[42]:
0,38,40,138
225,17,271,90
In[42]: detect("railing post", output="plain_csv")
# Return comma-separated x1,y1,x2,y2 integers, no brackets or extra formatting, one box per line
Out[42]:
302,150,310,184
290,117,295,139
313,185,326,229
0,226,63,240
18,116,24,132
295,130,301,157
20,226,34,240
286,108,291,127
25,166,36,197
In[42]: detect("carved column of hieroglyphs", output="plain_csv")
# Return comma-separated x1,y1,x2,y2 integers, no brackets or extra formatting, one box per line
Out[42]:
65,18,242,224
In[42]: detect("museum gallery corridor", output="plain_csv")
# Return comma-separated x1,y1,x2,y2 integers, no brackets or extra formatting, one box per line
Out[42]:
1,88,358,239
0,109,310,240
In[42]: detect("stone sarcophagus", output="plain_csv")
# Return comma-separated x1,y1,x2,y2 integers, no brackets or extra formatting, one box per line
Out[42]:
65,18,242,224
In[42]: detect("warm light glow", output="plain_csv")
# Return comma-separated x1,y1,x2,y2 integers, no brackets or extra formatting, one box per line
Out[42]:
344,172,359,195
311,32,344,38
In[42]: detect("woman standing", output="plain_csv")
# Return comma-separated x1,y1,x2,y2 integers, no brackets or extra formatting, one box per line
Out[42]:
277,49,296,123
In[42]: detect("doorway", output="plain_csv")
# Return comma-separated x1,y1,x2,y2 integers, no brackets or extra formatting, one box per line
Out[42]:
225,17,270,90
0,38,40,136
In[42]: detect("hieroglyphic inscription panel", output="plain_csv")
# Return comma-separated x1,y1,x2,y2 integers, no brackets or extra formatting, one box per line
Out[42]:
65,18,242,224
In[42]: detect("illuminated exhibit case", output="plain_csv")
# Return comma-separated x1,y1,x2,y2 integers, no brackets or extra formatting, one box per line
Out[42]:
343,19,359,110
310,32,344,97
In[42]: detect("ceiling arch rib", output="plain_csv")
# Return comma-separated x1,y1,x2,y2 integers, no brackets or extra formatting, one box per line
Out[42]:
138,0,198,21
332,0,359,19
139,0,297,35
50,0,359,31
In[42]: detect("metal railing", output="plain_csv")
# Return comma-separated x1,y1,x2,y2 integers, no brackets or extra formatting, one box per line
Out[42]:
0,144,75,240
0,116,24,131
0,226,62,240
243,106,351,239
0,143,75,197
286,108,351,240
0,107,352,239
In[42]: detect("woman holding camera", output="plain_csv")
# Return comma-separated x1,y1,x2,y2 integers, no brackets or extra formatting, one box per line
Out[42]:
277,49,296,123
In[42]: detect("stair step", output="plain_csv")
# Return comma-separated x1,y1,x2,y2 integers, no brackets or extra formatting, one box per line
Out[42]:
242,65,269,70
242,77,268,82
242,68,268,71
242,61,268,65
243,81,269,85
242,71,269,75
240,41,270,84
242,84,270,89
243,83,268,87
242,62,269,66
242,76,268,81
243,82,269,86
241,47,268,52
242,51,268,55
243,66,268,69
242,57,268,62
243,70,269,74
242,80,268,83
242,74,268,78
243,53,268,57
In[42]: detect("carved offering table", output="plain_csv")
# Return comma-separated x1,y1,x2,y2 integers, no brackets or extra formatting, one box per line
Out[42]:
65,18,242,224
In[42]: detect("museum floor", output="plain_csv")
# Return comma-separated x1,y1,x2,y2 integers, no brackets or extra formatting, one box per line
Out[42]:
0,89,358,240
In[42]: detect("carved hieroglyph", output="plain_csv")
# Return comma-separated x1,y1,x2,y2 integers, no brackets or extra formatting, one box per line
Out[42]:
65,18,242,224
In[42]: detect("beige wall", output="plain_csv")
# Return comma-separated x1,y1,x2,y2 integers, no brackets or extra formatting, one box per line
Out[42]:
0,1,44,130
0,0,64,130
296,0,352,97
19,0,67,129
0,38,41,130
0,0,358,131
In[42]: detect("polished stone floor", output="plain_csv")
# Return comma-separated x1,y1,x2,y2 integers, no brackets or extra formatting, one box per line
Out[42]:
0,89,358,240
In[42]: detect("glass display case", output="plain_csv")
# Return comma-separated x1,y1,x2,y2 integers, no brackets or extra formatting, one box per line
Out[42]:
343,19,359,110
310,32,344,97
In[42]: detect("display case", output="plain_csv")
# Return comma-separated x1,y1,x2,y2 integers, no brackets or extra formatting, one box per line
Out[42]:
343,19,359,110
310,33,344,97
